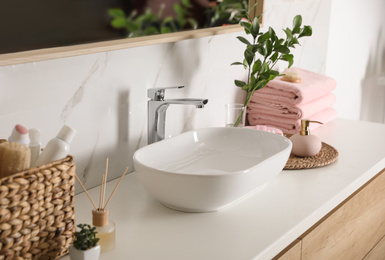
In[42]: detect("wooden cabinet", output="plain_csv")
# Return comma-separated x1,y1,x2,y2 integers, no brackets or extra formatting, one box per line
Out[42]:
364,235,385,260
275,168,385,260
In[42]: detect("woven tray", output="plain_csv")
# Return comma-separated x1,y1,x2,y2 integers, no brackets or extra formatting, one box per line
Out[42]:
0,156,76,260
284,138,339,170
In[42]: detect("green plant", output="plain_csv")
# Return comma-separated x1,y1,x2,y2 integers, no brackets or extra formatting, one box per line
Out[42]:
108,0,197,38
73,224,99,251
210,0,250,26
231,14,312,126
174,0,198,30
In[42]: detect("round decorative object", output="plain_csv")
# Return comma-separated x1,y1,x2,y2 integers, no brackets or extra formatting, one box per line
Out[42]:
284,140,339,170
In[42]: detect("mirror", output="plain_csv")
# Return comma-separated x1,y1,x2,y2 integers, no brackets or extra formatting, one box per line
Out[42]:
0,0,262,66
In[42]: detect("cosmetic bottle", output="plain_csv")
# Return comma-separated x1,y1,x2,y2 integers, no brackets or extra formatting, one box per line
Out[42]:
35,125,76,166
289,119,323,157
29,128,41,167
8,124,30,147
92,209,116,252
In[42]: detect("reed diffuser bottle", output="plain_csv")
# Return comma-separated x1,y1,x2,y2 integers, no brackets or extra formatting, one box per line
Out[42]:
75,158,128,253
92,209,116,252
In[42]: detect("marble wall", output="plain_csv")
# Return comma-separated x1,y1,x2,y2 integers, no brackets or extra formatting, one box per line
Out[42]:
2,0,373,191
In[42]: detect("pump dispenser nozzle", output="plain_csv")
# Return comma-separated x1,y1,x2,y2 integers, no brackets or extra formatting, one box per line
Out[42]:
300,119,323,136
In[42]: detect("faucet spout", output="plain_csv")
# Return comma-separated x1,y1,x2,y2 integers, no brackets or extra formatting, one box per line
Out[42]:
162,98,208,108
147,87,208,144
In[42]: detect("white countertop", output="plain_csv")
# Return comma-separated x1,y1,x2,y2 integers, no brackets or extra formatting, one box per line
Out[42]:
61,119,385,260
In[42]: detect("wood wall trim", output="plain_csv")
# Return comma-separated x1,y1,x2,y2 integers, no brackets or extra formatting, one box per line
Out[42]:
0,25,242,67
0,0,265,67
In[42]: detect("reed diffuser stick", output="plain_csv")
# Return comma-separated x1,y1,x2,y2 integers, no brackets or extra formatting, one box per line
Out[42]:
74,174,97,210
102,158,109,208
99,174,104,210
103,167,128,210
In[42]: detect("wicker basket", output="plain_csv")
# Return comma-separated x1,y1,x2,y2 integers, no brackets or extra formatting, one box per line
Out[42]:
0,156,76,260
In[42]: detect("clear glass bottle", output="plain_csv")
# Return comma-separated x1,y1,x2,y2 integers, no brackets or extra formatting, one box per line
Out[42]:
92,209,116,252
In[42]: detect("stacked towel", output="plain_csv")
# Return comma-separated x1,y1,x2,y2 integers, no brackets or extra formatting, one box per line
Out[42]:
247,68,337,134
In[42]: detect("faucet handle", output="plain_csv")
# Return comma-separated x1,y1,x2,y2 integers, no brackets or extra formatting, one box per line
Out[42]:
147,86,184,100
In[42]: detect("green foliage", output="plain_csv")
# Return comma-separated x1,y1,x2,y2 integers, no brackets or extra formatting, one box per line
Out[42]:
231,14,312,126
108,0,197,38
232,14,313,92
73,224,99,251
210,0,250,26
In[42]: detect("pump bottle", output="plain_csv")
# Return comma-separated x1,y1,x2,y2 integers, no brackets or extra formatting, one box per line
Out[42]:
289,119,323,157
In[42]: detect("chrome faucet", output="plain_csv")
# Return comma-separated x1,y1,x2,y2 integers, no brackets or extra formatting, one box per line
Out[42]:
147,86,208,144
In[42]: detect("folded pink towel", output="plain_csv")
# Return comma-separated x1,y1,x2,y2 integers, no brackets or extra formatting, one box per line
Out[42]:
248,93,336,120
248,107,337,134
252,68,337,105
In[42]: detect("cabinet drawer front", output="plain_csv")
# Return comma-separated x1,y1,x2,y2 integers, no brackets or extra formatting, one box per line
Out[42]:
301,169,385,260
364,234,385,260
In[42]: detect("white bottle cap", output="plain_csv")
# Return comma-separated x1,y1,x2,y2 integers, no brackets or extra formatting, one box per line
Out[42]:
8,124,30,146
56,125,76,144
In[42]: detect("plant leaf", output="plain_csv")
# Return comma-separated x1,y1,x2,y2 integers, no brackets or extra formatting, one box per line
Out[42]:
252,59,262,73
249,76,257,89
298,25,313,38
243,59,249,69
231,62,244,66
292,15,302,32
181,0,191,7
235,80,246,88
161,26,172,34
240,21,252,34
290,37,299,46
255,79,267,90
258,31,270,43
237,36,251,45
126,21,140,32
108,8,126,18
273,38,285,48
270,51,279,63
283,28,293,42
260,62,269,73
242,84,249,91
268,70,280,81
240,21,251,30
257,45,266,56
110,18,127,28
265,39,272,56
275,45,290,54
280,54,294,67
250,17,260,38
244,49,254,66
268,27,276,39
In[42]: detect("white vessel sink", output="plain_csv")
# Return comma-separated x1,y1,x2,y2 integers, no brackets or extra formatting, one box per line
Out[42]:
133,127,292,212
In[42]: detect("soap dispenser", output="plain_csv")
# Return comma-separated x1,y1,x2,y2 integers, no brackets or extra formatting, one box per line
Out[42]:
289,119,323,157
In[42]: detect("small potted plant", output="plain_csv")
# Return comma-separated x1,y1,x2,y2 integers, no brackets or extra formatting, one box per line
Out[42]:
69,224,100,260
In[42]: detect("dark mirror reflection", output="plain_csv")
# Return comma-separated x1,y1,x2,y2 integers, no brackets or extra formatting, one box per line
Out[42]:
0,0,249,55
